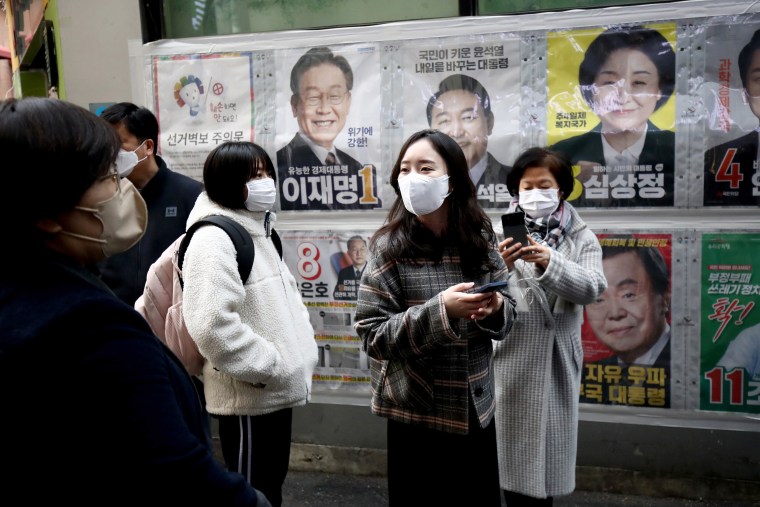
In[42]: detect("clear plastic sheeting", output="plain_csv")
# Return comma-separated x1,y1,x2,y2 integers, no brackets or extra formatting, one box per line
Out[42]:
130,0,760,427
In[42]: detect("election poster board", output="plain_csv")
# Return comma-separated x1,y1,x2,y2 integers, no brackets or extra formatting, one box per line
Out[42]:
138,1,760,417
702,21,760,206
280,230,373,397
700,233,760,414
401,35,522,209
153,52,254,180
546,23,677,208
580,233,673,409
274,44,383,212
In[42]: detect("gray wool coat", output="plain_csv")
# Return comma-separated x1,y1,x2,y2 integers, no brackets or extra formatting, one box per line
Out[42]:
493,203,606,499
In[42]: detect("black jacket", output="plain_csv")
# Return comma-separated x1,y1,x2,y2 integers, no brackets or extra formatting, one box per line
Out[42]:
0,249,262,505
99,156,202,305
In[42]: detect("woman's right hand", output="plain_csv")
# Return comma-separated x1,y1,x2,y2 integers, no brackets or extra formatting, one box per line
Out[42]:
497,238,522,270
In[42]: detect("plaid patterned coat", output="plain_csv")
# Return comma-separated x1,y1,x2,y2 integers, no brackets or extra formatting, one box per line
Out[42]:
493,204,606,498
354,240,516,434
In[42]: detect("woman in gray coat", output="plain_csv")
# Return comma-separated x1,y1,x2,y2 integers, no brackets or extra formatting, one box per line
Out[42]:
493,147,607,505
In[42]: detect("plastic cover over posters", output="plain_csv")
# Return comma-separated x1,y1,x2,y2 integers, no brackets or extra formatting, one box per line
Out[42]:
401,35,521,210
700,233,760,414
280,230,373,397
274,44,383,212
153,53,254,180
702,20,760,206
547,23,677,208
580,233,673,408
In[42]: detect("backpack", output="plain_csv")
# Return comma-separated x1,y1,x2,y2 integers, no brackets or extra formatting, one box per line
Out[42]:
135,215,282,376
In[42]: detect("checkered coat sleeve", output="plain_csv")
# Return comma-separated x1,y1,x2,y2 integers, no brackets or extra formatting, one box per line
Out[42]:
354,240,516,434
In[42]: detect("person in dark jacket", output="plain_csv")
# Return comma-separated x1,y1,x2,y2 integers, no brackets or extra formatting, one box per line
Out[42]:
0,97,270,507
98,102,202,306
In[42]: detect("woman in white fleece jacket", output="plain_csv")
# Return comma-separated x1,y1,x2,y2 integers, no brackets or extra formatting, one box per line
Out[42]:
182,142,318,507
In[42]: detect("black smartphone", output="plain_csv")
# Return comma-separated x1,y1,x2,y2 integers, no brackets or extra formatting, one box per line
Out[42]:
468,280,509,294
501,211,530,248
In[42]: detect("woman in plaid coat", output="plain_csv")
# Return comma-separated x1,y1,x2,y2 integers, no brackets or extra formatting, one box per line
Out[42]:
354,129,516,506
494,147,607,505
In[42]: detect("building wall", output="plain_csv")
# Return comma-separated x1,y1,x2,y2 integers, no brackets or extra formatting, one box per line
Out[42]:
54,0,141,108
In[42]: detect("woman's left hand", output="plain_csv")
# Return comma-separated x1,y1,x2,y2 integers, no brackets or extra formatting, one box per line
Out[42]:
518,237,551,270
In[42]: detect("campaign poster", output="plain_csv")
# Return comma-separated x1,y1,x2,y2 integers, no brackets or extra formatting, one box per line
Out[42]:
702,21,760,206
153,53,254,180
274,44,383,211
700,233,760,414
580,233,673,408
547,23,677,208
280,230,373,396
401,36,521,209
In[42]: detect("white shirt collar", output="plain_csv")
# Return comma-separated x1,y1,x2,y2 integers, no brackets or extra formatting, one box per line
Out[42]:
298,131,339,165
602,124,648,167
618,324,670,367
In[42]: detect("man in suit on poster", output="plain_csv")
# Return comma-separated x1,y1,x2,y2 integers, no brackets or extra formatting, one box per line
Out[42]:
704,28,760,206
277,47,362,196
583,245,672,407
333,236,368,301
426,73,512,208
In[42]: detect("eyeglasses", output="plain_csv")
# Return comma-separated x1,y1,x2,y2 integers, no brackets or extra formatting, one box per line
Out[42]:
301,90,349,107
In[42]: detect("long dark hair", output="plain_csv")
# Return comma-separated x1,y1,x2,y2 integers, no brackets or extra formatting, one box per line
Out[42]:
371,129,496,277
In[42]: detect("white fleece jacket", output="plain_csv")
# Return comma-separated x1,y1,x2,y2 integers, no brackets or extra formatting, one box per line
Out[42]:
182,193,318,416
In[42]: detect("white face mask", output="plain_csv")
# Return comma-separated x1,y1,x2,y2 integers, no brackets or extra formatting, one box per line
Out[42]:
519,188,560,219
398,173,451,216
245,178,277,211
114,140,148,178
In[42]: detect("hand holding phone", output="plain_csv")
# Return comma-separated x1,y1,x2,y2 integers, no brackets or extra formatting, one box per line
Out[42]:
501,211,530,247
467,280,509,294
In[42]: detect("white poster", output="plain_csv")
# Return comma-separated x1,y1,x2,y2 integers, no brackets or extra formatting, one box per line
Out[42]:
402,36,522,209
274,44,383,211
280,230,374,396
153,52,254,180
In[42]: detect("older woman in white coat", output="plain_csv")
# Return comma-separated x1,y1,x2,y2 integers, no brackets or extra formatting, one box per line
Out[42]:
493,147,607,506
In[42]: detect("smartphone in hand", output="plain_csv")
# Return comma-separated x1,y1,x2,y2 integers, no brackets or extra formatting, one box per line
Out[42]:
467,280,509,294
501,211,530,251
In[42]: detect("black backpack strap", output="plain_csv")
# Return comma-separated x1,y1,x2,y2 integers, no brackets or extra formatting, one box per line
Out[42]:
178,215,255,286
271,229,283,260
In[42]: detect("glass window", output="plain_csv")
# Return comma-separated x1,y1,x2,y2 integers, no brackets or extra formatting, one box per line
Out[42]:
162,0,459,39
479,0,674,15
